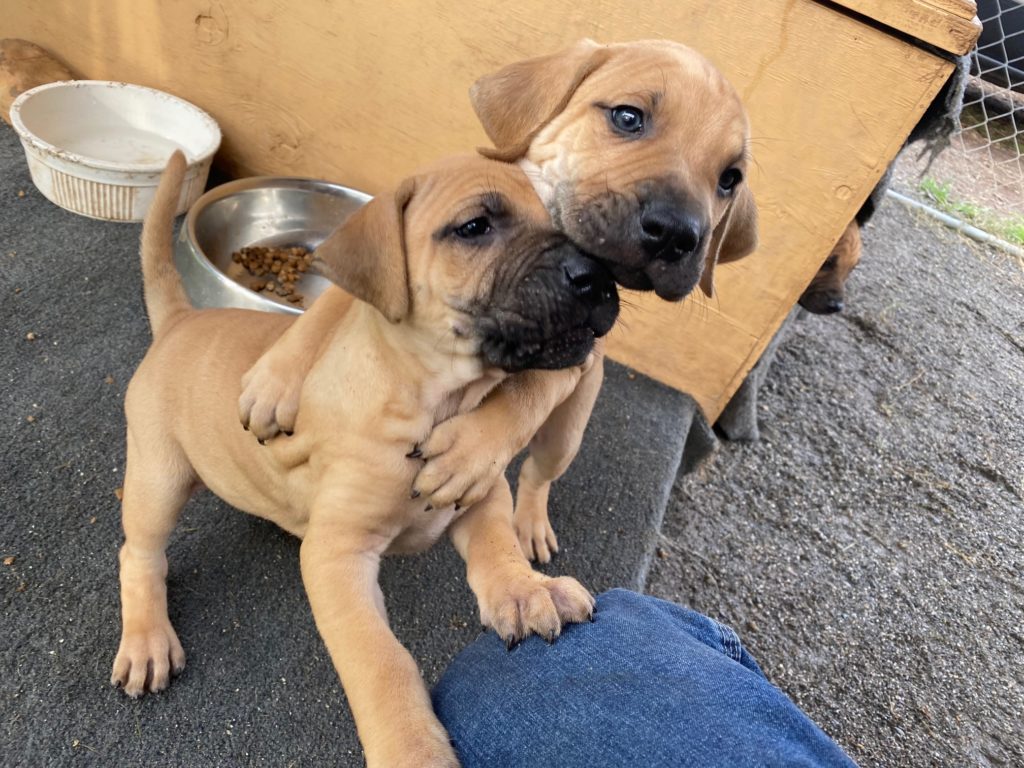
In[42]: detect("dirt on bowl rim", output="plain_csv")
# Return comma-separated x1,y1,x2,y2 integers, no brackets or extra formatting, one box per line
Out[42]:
9,80,222,174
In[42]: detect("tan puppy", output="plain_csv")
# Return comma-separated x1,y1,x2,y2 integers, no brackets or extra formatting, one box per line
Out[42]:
238,39,759,562
799,219,862,314
112,151,617,767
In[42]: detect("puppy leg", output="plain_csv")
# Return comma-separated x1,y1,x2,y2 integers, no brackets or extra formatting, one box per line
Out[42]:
515,349,605,563
111,431,192,697
414,364,586,509
450,476,594,646
300,525,458,768
239,285,355,440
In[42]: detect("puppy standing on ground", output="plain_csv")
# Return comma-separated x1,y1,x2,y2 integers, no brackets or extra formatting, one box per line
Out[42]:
112,151,618,767
238,39,760,563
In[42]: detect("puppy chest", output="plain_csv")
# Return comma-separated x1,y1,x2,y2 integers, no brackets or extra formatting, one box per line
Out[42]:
387,504,462,555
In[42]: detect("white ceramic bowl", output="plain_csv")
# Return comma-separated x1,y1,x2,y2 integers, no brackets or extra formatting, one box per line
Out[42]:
9,80,221,222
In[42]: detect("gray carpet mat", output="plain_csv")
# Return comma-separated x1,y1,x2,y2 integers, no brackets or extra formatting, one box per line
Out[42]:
0,124,699,766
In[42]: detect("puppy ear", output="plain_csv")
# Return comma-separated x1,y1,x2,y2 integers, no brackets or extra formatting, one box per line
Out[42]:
834,219,862,278
470,39,610,161
314,177,416,323
699,184,759,298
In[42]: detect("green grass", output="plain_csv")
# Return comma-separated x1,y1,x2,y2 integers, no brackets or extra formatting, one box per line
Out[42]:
919,176,1024,246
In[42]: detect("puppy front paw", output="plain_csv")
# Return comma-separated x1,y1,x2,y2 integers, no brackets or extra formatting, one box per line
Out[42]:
515,505,559,564
412,414,512,509
111,621,186,698
477,571,594,647
514,477,558,563
238,358,303,441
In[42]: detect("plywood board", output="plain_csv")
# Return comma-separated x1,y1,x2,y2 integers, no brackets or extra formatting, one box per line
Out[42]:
829,0,981,55
6,0,970,419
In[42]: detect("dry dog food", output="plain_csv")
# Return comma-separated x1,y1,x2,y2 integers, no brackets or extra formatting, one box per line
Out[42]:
230,245,312,304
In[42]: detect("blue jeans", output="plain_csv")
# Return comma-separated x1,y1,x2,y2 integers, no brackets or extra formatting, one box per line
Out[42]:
433,589,856,767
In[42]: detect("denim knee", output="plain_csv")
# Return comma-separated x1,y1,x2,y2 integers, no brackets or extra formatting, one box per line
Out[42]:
433,589,856,767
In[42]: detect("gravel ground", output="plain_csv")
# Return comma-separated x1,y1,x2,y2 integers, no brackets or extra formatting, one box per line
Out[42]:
648,201,1024,768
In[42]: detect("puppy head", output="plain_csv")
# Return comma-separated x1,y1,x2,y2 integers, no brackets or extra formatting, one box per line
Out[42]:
471,39,758,301
799,220,862,315
314,155,619,373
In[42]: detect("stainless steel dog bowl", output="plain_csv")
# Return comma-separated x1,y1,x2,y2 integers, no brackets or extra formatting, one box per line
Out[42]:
174,177,371,315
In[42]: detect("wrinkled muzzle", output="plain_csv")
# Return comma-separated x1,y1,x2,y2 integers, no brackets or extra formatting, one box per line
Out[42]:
476,243,619,372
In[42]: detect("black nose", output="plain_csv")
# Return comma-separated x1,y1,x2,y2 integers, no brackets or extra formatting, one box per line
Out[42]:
563,253,616,307
640,203,704,262
822,297,844,314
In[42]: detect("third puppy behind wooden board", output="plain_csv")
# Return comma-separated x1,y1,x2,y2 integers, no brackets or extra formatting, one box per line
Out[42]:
799,219,862,315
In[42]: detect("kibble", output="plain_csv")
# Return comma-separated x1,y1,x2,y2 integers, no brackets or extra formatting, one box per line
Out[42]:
231,246,313,306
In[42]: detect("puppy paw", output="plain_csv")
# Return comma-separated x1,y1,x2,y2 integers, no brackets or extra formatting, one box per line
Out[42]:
478,571,593,647
515,493,559,564
412,414,511,509
238,357,303,441
110,622,186,698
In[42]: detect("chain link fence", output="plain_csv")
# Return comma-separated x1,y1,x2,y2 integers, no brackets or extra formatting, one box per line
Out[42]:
946,1,1024,231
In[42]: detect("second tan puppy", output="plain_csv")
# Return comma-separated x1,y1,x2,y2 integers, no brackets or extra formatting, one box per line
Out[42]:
799,219,862,314
112,151,617,766
238,39,759,562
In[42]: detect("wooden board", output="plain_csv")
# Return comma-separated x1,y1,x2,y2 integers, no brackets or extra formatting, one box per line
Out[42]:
830,0,981,55
5,0,977,420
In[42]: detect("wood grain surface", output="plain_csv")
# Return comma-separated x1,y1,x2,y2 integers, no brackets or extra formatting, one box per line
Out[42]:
7,0,977,418
830,0,981,55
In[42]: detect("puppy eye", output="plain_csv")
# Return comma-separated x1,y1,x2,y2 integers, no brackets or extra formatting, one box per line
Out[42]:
454,217,493,239
822,253,838,271
609,106,645,135
717,168,743,195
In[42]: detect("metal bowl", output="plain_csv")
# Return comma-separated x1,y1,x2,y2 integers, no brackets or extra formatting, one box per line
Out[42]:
174,177,371,315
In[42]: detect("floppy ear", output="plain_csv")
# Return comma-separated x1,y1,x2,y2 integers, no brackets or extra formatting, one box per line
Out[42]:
313,177,416,323
470,39,611,161
699,184,759,298
833,219,863,277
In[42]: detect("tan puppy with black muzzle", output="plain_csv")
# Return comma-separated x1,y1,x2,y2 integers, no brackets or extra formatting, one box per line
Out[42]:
111,151,618,767
799,219,862,315
238,39,759,562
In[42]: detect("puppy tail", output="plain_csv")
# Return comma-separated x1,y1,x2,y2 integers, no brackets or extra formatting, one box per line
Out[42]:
140,150,191,338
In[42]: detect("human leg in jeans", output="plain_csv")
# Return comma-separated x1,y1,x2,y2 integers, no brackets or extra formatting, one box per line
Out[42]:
433,589,856,768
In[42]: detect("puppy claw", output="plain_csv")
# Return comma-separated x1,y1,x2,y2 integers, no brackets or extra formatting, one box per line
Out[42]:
515,502,560,565
478,572,592,649
410,489,421,499
415,413,512,514
111,622,186,698
406,446,423,459
257,438,267,446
